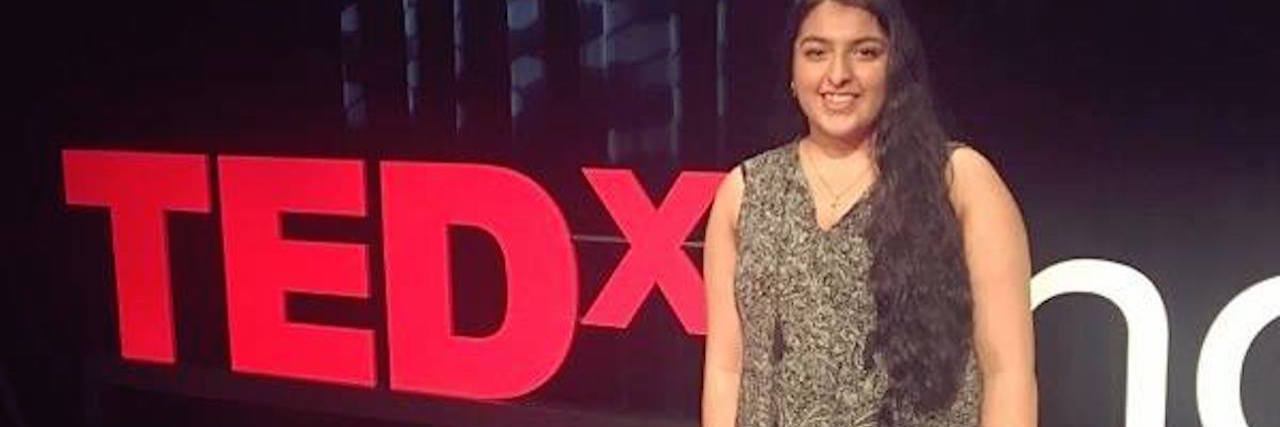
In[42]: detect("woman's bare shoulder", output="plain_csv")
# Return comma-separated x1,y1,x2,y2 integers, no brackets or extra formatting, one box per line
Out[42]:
712,165,746,230
945,143,1016,218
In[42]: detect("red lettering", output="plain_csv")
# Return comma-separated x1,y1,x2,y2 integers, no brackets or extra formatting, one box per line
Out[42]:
218,156,375,387
381,162,577,399
580,169,723,335
65,148,728,395
62,150,211,364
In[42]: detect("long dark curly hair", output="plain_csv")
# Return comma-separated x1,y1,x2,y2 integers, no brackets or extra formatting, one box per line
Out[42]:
780,0,974,423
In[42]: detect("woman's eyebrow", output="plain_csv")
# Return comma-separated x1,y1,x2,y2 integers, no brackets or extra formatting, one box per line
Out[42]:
797,35,887,46
848,36,888,46
797,35,833,46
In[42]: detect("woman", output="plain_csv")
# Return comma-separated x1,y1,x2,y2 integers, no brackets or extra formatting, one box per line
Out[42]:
701,0,1037,426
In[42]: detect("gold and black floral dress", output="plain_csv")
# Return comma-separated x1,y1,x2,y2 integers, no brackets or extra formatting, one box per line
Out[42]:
732,141,980,427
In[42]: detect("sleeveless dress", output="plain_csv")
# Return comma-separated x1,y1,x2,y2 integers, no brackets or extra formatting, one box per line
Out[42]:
733,141,981,427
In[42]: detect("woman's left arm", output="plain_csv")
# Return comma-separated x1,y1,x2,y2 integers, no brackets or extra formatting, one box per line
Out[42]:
948,146,1038,427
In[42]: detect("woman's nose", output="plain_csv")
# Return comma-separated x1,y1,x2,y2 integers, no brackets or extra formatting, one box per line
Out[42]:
825,56,853,87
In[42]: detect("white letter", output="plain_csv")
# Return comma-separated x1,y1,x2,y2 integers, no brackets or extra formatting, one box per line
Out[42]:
1031,259,1169,427
1197,276,1280,427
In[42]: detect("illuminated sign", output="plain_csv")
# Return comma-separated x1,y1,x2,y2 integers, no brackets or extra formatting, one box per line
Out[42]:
62,149,720,398
63,149,1277,426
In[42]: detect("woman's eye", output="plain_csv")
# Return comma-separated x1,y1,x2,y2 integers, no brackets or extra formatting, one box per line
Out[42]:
804,49,826,59
855,47,884,59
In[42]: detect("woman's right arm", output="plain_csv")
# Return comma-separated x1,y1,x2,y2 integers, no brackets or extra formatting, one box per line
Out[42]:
701,166,745,427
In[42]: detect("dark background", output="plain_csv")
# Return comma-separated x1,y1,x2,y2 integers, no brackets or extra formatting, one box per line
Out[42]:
9,0,1279,426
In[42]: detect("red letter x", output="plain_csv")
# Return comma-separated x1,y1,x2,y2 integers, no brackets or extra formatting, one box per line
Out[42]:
581,169,723,335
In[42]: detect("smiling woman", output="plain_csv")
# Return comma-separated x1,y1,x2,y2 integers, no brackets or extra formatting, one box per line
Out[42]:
701,0,1038,426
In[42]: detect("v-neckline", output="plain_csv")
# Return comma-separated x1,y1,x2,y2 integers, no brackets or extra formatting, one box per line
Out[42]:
790,140,875,233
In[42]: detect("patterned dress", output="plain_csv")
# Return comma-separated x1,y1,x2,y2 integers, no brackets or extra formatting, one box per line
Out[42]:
733,141,981,426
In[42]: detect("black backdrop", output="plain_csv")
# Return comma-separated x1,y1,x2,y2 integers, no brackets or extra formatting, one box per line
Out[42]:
9,0,1280,426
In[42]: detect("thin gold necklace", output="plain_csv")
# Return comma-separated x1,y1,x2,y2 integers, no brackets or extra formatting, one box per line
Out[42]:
801,140,873,211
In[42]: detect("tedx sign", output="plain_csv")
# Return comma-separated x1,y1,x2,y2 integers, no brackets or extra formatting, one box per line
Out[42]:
63,149,1279,427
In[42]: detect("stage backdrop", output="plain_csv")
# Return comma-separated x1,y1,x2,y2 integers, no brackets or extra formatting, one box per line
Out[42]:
12,0,1280,426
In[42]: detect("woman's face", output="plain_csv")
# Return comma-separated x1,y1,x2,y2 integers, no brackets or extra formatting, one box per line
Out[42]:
792,1,889,144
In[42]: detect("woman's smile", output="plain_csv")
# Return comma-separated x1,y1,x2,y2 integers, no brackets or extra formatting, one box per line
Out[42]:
820,91,858,112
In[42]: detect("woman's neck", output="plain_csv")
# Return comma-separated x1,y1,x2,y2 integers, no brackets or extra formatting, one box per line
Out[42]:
802,128,875,161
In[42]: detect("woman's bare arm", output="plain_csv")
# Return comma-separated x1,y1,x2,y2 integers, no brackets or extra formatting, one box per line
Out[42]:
702,166,745,427
949,147,1038,427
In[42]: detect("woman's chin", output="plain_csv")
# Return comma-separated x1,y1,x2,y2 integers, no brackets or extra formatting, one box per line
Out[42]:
811,123,870,143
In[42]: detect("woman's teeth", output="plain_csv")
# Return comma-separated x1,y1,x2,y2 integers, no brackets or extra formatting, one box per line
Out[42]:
822,93,855,110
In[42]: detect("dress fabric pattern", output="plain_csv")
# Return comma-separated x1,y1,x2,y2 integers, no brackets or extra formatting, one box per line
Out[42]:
733,142,980,427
